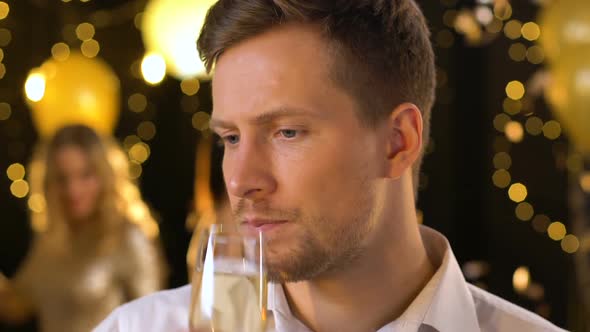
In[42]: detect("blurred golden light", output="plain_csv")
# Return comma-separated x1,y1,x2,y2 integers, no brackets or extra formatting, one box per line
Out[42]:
504,121,524,143
561,234,580,254
566,153,583,173
436,29,455,49
493,113,511,132
7,163,25,181
494,2,512,21
81,39,100,58
141,52,166,85
141,0,217,79
51,42,70,61
508,43,527,62
192,111,210,131
443,10,458,28
504,20,522,40
180,78,200,96
525,116,543,136
547,222,567,241
513,266,530,294
506,80,525,100
581,173,590,193
542,120,561,140
27,193,46,213
10,179,29,198
0,63,5,79
25,72,46,102
492,169,511,188
515,202,534,221
129,142,151,164
123,135,141,150
526,46,545,65
486,18,504,34
127,93,147,113
503,98,522,115
0,28,11,46
0,48,4,62
0,102,10,120
532,214,551,233
130,59,142,79
137,121,156,141
508,183,527,202
129,160,142,179
493,152,512,169
75,22,95,41
521,22,541,41
0,2,9,20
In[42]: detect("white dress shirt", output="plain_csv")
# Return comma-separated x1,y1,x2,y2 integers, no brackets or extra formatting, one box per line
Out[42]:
94,226,567,332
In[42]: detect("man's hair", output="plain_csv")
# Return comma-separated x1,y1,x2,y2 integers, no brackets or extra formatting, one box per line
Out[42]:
198,0,436,197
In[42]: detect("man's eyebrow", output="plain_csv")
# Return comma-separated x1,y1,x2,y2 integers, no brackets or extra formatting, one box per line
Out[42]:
209,106,323,129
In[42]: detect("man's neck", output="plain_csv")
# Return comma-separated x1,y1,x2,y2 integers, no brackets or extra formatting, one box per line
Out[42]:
282,214,435,332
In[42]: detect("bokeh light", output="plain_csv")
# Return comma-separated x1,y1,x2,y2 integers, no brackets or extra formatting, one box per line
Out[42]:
542,120,561,140
493,113,511,132
521,22,541,41
0,102,11,120
503,98,522,115
141,52,166,85
180,78,200,96
81,39,100,58
51,42,70,61
137,121,156,141
0,2,9,20
6,163,25,181
581,173,590,193
508,43,527,62
24,72,46,102
75,22,95,41
492,169,511,188
493,152,512,169
505,121,524,143
129,142,151,164
129,160,142,179
525,116,543,136
123,135,142,150
27,193,46,213
504,20,522,40
128,93,147,113
547,222,567,241
513,266,530,293
192,111,210,131
494,2,512,21
506,80,525,100
515,202,534,221
0,28,11,47
561,234,580,254
508,183,527,202
10,179,29,198
526,46,544,64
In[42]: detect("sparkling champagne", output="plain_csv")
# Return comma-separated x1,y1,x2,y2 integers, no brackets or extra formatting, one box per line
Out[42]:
189,258,268,332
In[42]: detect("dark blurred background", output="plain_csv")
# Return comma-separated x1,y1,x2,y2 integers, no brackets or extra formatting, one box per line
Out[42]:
0,0,587,331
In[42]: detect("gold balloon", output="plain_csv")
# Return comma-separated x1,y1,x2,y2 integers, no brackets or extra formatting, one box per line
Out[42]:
25,52,120,138
538,0,590,64
544,52,590,155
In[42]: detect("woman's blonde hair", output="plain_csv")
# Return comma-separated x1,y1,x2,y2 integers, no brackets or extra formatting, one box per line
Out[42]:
27,125,159,242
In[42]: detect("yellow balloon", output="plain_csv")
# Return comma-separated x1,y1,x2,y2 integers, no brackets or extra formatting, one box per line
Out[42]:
25,52,120,138
545,52,590,155
142,0,217,80
538,0,590,64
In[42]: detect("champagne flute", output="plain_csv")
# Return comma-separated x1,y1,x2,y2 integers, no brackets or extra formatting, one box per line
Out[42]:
189,224,268,332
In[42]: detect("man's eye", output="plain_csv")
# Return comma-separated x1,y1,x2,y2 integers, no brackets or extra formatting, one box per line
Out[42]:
279,129,298,139
223,135,240,145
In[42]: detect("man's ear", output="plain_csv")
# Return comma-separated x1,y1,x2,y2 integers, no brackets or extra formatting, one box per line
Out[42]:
384,103,423,180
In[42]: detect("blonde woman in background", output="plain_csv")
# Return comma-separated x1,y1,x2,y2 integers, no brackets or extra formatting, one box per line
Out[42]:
0,125,166,332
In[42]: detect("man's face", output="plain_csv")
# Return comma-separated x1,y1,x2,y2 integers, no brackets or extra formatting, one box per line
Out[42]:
211,24,387,282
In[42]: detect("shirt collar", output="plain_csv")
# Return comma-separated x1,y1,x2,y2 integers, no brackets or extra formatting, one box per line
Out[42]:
268,226,481,332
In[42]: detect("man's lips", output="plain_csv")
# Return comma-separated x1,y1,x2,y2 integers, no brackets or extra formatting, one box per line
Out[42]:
242,219,289,232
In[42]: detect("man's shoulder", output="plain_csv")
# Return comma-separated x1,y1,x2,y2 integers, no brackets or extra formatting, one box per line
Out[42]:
93,285,192,331
467,284,567,332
